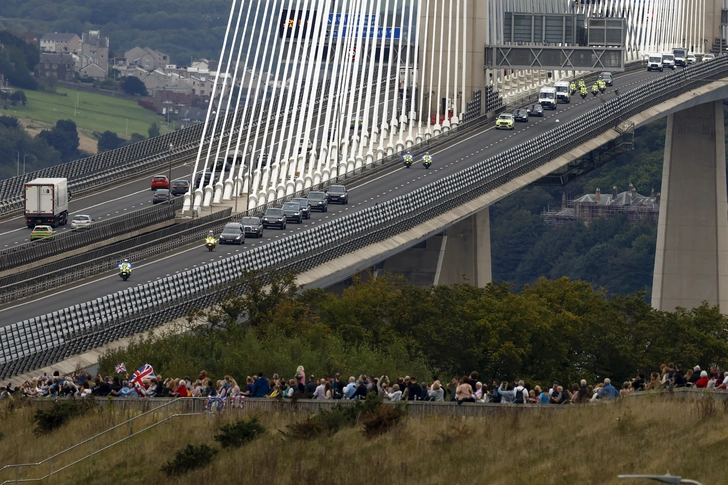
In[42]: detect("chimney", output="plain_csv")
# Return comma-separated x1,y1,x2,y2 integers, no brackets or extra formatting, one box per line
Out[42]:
612,185,618,198
595,187,601,202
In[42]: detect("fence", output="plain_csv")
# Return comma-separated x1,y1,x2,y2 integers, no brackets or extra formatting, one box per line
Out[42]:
0,198,183,273
2,58,727,379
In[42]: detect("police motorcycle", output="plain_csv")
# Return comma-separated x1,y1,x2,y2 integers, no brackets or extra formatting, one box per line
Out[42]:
569,82,577,95
598,79,606,93
403,152,414,168
580,86,588,99
118,259,132,281
205,230,217,252
591,84,599,96
422,152,433,169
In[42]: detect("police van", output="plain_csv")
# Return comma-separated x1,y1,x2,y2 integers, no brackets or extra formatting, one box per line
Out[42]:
554,81,571,104
539,87,558,110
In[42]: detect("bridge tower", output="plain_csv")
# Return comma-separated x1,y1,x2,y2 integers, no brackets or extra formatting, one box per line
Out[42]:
652,100,728,311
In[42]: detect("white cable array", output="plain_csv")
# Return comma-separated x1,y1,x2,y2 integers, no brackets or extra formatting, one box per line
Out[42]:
190,0,710,211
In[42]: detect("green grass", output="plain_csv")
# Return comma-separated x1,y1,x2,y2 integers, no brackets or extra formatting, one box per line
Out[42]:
4,87,166,139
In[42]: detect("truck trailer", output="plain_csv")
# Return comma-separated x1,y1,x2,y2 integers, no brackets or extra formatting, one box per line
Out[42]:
24,178,69,228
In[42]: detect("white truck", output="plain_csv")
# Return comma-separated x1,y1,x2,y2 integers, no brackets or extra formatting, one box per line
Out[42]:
647,52,663,72
554,81,571,104
662,52,676,69
24,178,69,228
539,87,558,110
673,47,687,67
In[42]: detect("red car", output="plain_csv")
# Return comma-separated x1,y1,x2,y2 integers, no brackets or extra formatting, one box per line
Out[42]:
151,175,169,190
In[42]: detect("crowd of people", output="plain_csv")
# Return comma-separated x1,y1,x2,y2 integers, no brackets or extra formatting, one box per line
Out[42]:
2,363,727,404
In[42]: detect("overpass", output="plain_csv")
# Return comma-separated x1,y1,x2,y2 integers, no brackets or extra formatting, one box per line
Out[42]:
0,0,726,378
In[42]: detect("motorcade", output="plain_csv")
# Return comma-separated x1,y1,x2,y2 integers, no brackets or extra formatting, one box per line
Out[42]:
290,198,311,219
30,225,55,241
219,222,245,245
538,87,557,109
24,178,68,228
307,191,328,212
554,81,571,104
527,104,544,117
151,175,169,190
326,185,349,204
282,202,304,223
422,153,432,169
687,53,696,64
647,52,663,71
673,47,687,67
262,208,287,229
403,152,413,168
513,109,529,122
152,189,171,204
240,216,264,238
170,179,190,196
662,52,676,69
495,113,515,130
598,72,613,86
71,214,93,230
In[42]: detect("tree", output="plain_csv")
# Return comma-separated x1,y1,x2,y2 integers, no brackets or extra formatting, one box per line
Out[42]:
96,130,125,152
37,119,80,162
43,73,58,93
121,76,148,96
9,90,26,106
148,122,160,138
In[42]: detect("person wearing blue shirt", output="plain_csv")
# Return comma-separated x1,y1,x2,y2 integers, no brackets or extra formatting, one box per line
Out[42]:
597,378,619,400
251,372,270,398
344,376,357,399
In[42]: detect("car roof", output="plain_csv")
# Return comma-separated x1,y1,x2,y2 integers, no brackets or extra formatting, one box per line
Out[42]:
153,175,167,179
499,113,513,117
283,202,299,207
73,214,90,218
33,225,51,230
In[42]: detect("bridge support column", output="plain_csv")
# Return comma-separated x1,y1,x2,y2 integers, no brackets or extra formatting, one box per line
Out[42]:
652,100,728,312
434,208,492,287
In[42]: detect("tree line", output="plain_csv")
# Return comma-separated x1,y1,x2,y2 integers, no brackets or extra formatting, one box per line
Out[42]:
99,270,728,390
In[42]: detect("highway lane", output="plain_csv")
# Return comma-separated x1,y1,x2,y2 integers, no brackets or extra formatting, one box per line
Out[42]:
1,68,666,324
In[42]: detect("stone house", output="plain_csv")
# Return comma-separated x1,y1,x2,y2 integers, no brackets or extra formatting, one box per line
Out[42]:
81,30,109,73
38,53,76,81
123,47,170,71
40,33,81,53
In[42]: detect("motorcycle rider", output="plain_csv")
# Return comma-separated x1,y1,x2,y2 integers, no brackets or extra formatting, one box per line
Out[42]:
580,86,588,98
422,152,432,167
598,79,606,92
205,230,217,246
403,152,413,167
569,81,577,94
591,83,599,95
118,259,132,273
578,79,586,90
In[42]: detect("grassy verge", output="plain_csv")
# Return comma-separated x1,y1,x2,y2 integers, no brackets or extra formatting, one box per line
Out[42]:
1,397,726,484
3,87,167,139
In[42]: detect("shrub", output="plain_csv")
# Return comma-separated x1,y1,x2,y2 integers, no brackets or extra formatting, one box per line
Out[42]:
361,402,407,439
33,399,95,435
283,404,356,440
214,416,265,448
160,443,218,476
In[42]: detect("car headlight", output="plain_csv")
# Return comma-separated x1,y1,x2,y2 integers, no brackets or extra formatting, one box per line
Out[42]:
294,212,300,215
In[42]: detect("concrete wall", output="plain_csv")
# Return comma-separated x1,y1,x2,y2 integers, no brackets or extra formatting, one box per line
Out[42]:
652,100,728,311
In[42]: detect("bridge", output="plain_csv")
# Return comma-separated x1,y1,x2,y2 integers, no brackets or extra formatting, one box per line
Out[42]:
0,0,727,379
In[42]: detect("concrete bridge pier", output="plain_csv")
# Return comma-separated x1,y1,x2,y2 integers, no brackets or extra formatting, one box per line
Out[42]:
434,208,492,286
652,100,728,312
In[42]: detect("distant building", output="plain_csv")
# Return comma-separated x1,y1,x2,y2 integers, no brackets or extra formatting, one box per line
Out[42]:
542,184,660,226
12,29,38,46
80,30,109,74
137,90,211,120
40,33,81,53
38,53,75,81
123,47,170,71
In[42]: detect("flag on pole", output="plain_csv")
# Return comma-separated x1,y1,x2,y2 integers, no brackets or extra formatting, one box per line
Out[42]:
115,363,126,374
131,364,155,385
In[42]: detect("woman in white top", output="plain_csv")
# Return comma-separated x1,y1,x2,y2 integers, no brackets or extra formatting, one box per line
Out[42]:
428,381,445,402
386,384,403,401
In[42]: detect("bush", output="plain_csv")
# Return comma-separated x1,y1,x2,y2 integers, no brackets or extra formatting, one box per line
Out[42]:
283,404,356,440
361,403,407,439
160,443,218,476
33,399,95,435
214,416,265,448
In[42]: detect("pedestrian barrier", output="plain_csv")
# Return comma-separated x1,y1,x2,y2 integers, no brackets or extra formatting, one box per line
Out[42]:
2,58,725,379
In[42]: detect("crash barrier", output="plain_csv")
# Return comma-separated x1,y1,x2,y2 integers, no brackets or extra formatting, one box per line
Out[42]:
0,72,398,220
0,208,232,305
0,198,183,273
3,58,726,379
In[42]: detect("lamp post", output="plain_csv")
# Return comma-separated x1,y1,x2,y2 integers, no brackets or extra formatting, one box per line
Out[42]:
619,474,703,485
168,143,173,190
13,150,19,177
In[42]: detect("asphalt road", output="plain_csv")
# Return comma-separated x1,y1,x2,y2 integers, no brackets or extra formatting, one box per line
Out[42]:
0,68,667,325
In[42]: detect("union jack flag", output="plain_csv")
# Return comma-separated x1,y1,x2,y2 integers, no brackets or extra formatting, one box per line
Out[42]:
115,363,126,374
131,364,155,386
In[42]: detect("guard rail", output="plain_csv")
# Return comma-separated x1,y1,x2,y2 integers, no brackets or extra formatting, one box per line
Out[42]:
3,57,726,379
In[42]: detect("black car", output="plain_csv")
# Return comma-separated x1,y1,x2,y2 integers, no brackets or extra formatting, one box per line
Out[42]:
219,222,245,245
326,185,348,204
170,179,189,196
526,104,544,117
307,191,328,212
240,216,263,238
513,109,529,122
262,208,286,229
291,197,311,219
282,202,304,223
598,72,613,86
194,171,213,187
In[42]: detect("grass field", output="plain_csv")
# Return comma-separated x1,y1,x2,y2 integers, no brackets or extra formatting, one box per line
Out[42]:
4,87,167,140
1,397,726,485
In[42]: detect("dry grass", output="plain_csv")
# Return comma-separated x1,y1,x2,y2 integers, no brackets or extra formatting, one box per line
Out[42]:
2,397,728,485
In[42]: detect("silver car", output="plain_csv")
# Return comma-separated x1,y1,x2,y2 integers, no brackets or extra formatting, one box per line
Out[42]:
71,214,93,229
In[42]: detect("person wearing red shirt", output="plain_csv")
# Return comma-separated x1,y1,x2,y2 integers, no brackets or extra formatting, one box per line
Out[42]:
695,371,710,388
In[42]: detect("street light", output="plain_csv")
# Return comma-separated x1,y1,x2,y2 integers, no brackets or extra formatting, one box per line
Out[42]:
168,143,173,191
619,474,704,485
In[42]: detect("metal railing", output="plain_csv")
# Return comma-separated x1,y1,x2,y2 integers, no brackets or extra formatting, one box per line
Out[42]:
3,57,727,379
0,398,200,485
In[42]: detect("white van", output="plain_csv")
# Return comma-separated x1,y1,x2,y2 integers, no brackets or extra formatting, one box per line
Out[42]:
647,53,663,72
554,81,571,104
673,47,687,67
661,53,675,69
539,87,557,110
